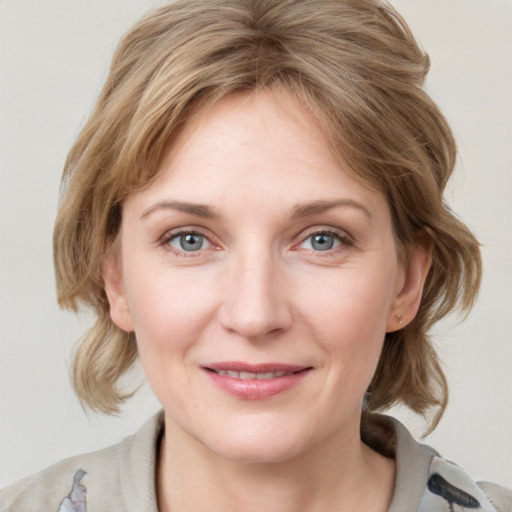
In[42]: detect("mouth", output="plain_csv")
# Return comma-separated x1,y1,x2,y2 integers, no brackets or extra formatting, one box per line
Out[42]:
201,363,312,399
207,369,294,380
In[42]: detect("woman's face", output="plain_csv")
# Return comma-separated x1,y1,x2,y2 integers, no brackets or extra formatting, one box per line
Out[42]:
106,89,425,463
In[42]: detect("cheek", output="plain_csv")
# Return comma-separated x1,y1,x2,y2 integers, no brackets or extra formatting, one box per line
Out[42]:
300,265,396,337
123,263,219,356
296,263,397,380
123,266,221,410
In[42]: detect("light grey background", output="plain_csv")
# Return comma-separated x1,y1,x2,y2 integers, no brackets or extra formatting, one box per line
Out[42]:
1,0,511,489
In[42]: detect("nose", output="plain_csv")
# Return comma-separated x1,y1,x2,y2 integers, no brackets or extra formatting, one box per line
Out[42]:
218,249,293,340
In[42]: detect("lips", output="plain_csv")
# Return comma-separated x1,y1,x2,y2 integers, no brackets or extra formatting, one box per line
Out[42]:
211,369,289,380
202,362,312,399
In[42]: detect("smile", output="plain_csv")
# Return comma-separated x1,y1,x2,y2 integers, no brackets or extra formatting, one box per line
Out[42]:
210,370,290,380
202,363,312,399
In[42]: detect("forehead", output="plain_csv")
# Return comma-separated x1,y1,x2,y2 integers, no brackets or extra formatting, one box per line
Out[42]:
125,89,388,221
164,90,328,173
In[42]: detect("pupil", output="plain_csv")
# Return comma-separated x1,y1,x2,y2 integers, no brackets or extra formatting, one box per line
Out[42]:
181,234,202,251
312,234,334,251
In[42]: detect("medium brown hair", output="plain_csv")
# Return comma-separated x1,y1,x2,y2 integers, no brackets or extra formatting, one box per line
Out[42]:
54,0,481,429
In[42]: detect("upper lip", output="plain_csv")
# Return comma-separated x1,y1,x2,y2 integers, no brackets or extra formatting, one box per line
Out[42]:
202,362,310,373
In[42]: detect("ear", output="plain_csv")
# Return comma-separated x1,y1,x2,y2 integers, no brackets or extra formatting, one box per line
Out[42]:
103,244,134,332
386,238,432,333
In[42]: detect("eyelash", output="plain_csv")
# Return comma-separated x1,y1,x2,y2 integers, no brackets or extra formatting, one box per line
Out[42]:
294,228,353,256
159,227,353,258
159,229,217,258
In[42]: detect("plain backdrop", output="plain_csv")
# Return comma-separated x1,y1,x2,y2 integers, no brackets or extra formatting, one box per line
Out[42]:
1,0,511,489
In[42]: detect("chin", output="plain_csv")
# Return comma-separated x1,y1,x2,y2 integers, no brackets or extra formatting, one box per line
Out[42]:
197,417,313,464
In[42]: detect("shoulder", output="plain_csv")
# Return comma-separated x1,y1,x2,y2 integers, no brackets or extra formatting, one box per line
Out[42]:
363,414,512,512
478,482,512,512
0,442,123,512
0,412,163,512
422,456,512,512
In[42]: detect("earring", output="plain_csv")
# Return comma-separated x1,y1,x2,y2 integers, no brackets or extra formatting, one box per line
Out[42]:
395,313,403,325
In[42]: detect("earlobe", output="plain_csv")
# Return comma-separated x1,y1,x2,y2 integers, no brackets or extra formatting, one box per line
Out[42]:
386,240,432,333
103,246,134,333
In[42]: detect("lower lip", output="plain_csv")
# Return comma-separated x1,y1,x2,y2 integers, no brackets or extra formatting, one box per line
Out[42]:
203,369,311,400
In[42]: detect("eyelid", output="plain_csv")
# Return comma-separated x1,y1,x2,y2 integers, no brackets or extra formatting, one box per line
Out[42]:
293,226,354,252
157,225,353,257
159,227,221,257
169,232,212,251
299,226,351,242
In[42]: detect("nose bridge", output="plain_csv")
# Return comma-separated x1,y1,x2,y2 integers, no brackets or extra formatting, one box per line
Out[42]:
219,241,291,339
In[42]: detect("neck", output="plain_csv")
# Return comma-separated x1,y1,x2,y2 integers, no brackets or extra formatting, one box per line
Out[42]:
157,413,395,512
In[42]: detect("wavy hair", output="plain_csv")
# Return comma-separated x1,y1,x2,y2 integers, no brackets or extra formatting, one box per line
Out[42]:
54,0,481,429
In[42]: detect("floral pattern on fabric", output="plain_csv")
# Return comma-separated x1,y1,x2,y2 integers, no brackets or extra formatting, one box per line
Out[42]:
56,469,87,512
419,457,498,512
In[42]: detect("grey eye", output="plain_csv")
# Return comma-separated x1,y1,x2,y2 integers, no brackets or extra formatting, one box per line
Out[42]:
311,234,334,251
301,233,341,251
170,233,209,252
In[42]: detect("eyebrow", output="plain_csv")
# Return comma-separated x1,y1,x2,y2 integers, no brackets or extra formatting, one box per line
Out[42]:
141,200,218,219
290,199,372,220
141,198,372,221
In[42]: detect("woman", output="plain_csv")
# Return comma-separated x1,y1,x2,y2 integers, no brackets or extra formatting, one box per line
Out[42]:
1,1,510,511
